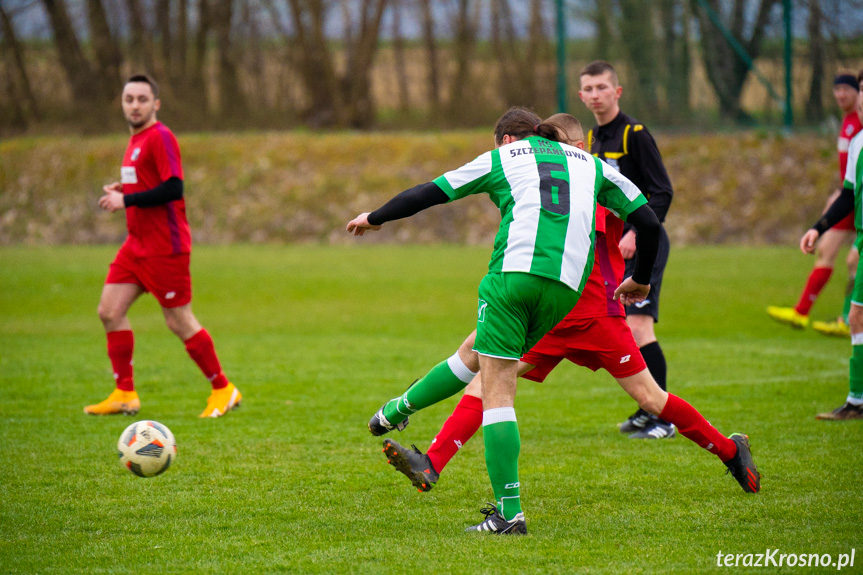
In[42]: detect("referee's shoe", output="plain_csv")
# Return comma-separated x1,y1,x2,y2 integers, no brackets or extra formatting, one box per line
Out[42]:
629,416,676,439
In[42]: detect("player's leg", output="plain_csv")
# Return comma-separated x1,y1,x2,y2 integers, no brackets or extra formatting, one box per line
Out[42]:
816,261,863,420
616,369,760,493
845,245,858,323
814,237,857,337
622,228,671,435
85,282,145,415
467,273,576,534
424,374,483,473
162,304,241,418
386,357,544,492
470,354,526,531
384,374,483,491
146,254,239,418
625,314,673,437
370,331,479,435
768,229,845,329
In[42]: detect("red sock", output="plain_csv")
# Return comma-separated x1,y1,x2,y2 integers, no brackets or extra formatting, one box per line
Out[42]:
659,393,737,462
107,330,134,391
795,267,832,315
426,394,483,472
184,329,229,389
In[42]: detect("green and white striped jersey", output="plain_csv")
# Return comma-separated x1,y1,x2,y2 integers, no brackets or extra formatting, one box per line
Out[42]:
433,136,647,293
845,129,863,239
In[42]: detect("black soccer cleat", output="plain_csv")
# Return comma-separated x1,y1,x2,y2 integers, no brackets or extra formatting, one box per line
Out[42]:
368,407,409,436
382,439,439,492
815,402,863,420
465,503,527,535
629,416,676,439
724,433,761,493
618,408,651,434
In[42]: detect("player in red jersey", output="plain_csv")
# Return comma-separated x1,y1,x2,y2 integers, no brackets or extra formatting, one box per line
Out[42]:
768,73,863,336
84,75,241,419
375,116,760,526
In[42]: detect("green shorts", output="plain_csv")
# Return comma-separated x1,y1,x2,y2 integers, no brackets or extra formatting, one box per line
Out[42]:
474,272,581,360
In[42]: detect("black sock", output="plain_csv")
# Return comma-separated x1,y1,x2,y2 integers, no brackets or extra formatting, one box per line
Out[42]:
640,341,667,392
639,341,672,426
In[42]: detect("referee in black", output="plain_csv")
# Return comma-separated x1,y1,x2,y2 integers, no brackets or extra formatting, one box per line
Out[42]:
579,60,675,439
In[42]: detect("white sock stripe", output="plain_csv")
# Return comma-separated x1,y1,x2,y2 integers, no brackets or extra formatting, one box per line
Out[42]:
483,407,517,426
447,352,478,383
852,333,863,346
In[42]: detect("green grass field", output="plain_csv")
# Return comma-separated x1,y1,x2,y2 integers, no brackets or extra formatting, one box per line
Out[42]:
1,244,861,574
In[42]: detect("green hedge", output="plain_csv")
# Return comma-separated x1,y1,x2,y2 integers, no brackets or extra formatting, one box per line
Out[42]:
0,130,839,246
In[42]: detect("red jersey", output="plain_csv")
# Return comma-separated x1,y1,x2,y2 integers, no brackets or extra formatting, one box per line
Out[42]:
839,112,863,179
561,206,626,321
120,122,191,257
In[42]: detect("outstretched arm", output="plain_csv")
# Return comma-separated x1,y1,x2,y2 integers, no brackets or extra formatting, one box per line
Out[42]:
346,182,449,236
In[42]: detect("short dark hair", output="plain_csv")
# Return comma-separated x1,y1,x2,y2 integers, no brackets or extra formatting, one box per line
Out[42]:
125,74,159,99
834,72,859,91
493,106,565,147
580,60,619,86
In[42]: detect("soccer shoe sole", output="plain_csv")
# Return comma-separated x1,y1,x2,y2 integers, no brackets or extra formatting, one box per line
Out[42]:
811,321,850,337
815,409,863,420
84,401,140,416
765,307,808,329
382,439,436,492
200,389,242,418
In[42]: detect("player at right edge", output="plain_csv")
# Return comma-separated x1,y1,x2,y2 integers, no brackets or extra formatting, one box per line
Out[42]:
801,70,863,420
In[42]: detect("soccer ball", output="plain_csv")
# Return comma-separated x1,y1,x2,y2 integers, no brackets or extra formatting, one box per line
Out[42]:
117,420,177,477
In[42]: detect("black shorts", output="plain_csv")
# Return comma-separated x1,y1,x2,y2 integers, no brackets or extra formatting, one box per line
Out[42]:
624,225,669,322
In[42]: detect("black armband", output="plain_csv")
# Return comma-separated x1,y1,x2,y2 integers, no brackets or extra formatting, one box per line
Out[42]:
813,186,854,234
123,177,184,208
368,182,449,225
626,204,661,285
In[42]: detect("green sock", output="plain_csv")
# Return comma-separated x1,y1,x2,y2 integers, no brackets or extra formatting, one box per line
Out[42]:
483,408,522,521
382,354,475,424
849,344,863,401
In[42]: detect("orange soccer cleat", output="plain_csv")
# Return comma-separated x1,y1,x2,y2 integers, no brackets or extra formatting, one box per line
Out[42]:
84,389,141,415
199,382,242,418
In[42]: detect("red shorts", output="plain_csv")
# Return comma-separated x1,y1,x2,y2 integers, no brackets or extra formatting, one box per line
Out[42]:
106,244,192,308
834,213,855,231
520,316,646,381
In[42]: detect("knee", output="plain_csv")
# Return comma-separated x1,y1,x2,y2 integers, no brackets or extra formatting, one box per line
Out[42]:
163,314,181,336
628,318,654,347
850,306,863,333
458,341,480,373
638,394,666,416
629,379,666,415
97,302,121,327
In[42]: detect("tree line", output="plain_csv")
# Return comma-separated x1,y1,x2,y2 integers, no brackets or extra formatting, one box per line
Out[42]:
1,0,861,134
